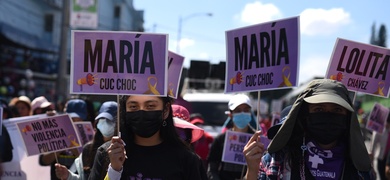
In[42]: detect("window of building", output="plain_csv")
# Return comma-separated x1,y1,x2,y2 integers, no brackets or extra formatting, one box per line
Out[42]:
44,14,53,32
114,6,121,18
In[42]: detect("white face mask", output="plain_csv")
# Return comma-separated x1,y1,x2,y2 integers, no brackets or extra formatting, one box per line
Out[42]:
97,118,115,137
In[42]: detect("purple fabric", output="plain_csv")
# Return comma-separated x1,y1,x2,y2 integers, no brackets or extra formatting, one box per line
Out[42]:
305,141,345,179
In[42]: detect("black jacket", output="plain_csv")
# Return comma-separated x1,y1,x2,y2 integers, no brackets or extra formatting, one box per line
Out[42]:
88,141,111,180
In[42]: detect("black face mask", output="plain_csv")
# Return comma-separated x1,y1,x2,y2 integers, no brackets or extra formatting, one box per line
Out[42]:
125,110,163,138
306,112,348,145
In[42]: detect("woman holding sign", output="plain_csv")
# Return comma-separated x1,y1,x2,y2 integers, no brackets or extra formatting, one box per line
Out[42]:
369,106,390,180
207,94,258,180
106,95,206,180
55,101,118,180
244,79,375,179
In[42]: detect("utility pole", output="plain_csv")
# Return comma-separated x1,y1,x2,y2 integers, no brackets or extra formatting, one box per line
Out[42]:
56,0,70,103
176,12,212,54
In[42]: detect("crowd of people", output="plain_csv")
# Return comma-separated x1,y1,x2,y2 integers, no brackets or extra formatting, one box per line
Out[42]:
0,79,389,179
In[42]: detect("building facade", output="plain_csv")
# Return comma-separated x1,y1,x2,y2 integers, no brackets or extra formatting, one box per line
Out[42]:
0,0,143,104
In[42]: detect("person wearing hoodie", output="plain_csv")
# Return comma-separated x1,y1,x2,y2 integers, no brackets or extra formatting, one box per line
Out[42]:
207,94,257,180
244,79,375,179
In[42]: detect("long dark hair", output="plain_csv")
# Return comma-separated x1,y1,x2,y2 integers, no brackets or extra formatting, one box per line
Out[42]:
284,102,309,177
119,95,189,149
83,117,118,175
83,129,104,173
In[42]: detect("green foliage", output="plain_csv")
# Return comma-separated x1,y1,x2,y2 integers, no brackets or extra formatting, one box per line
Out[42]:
378,24,387,47
359,95,390,113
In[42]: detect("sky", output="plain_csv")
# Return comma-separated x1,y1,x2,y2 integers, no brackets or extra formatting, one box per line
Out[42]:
133,0,390,85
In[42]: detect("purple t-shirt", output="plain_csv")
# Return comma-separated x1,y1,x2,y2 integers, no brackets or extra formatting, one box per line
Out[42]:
305,141,346,179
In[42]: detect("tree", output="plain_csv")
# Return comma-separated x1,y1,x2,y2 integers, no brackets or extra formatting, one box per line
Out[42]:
370,22,387,48
377,24,387,47
370,22,377,45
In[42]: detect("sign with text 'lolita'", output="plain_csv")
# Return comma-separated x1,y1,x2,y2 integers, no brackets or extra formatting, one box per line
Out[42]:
16,114,81,156
326,38,390,98
167,51,185,98
225,16,299,93
71,30,168,96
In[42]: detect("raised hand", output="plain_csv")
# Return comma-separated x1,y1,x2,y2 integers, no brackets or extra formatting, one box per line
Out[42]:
107,136,126,171
243,131,264,180
55,163,69,180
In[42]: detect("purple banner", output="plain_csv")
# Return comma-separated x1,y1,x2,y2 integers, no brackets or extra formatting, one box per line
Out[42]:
366,103,390,134
71,30,168,96
222,130,252,165
16,114,81,156
73,121,95,152
326,38,390,97
225,16,299,93
73,121,94,146
167,51,185,99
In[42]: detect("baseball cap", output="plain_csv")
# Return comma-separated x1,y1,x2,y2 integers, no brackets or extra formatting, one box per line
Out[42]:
66,99,87,120
172,104,204,143
15,95,31,108
31,96,52,112
95,101,118,121
267,105,292,139
303,79,354,112
228,94,252,111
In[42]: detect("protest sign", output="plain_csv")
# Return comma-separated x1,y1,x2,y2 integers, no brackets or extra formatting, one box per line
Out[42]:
326,38,390,98
167,51,185,98
366,103,390,134
222,130,252,165
73,121,94,146
225,16,299,93
16,114,81,156
2,114,52,179
71,30,168,96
